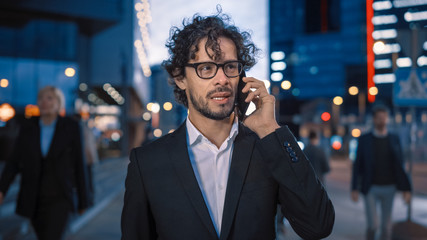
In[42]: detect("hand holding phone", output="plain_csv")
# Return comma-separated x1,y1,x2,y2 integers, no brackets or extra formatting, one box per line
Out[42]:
234,73,281,138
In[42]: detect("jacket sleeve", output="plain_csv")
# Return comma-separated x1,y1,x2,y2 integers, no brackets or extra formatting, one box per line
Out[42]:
0,127,23,195
351,137,363,191
320,148,330,174
121,148,157,240
257,126,335,240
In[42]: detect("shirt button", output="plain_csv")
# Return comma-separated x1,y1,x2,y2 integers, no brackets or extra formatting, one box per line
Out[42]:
286,146,292,153
291,157,299,162
290,151,297,158
284,141,291,147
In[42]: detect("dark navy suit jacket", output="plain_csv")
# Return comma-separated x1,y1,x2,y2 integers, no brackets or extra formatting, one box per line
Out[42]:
121,123,335,240
351,132,411,194
0,116,89,218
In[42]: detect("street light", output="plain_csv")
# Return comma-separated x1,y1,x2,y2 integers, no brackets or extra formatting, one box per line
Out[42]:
0,103,15,122
65,67,76,77
147,102,153,111
0,79,9,88
281,80,291,90
348,86,359,95
351,128,361,138
163,102,173,111
142,112,151,121
151,103,160,113
369,86,379,96
333,96,343,105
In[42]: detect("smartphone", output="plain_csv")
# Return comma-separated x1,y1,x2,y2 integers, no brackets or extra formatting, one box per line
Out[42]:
235,71,250,121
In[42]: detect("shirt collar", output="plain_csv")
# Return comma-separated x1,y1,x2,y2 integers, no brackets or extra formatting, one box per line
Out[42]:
39,117,58,128
186,117,239,147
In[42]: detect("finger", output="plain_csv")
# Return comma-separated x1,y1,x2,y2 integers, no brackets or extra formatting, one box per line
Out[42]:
252,96,262,109
242,78,266,93
245,89,262,102
243,85,268,101
242,76,263,84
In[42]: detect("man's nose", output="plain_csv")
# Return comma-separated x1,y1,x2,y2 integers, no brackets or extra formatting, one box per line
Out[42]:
214,68,230,85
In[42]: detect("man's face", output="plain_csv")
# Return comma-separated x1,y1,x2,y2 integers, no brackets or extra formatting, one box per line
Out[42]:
178,37,239,120
373,111,388,131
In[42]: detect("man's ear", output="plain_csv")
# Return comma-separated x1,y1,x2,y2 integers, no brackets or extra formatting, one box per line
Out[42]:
174,77,187,91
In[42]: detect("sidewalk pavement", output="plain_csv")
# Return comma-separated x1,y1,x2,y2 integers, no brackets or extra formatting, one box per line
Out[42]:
67,191,124,240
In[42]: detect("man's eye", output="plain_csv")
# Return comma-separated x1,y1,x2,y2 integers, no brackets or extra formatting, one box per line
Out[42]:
199,64,214,72
226,64,237,70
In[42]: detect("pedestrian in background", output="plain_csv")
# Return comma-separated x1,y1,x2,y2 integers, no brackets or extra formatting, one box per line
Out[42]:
73,113,99,207
351,104,412,240
0,86,90,240
82,119,99,207
304,130,330,184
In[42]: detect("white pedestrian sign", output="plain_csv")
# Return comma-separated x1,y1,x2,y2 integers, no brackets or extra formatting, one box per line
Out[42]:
393,68,427,106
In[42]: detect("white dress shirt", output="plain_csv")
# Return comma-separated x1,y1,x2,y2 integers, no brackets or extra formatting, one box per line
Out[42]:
186,117,239,236
39,118,57,157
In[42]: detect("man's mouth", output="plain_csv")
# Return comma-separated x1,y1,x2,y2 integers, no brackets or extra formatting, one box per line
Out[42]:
210,93,231,103
206,87,234,104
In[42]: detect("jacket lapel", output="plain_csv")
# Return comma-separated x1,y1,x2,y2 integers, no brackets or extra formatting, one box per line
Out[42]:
33,117,42,159
29,117,42,173
168,123,218,239
220,124,255,240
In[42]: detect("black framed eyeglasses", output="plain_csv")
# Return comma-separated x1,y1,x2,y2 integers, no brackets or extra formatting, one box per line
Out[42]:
185,61,243,79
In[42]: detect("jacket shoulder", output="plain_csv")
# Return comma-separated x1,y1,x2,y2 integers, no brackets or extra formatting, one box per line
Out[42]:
19,116,39,128
133,130,177,156
61,116,80,127
359,132,372,140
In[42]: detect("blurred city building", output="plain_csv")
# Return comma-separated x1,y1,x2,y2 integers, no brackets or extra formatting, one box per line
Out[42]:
269,0,427,160
143,64,186,145
270,0,367,140
0,0,152,160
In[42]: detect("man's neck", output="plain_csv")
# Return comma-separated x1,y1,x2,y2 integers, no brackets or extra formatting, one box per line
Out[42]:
188,112,235,148
373,127,388,137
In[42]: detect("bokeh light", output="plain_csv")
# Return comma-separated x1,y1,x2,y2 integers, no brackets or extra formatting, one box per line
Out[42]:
348,86,359,95
351,128,361,138
321,112,331,122
163,102,173,111
333,96,343,105
281,80,291,90
0,79,9,88
65,67,76,77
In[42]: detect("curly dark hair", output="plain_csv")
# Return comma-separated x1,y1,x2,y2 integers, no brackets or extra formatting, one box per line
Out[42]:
162,8,259,108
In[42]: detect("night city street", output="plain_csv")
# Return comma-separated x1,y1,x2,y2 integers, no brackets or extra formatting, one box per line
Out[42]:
1,0,427,239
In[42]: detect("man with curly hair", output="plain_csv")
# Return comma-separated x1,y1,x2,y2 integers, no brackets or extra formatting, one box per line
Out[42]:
121,10,335,240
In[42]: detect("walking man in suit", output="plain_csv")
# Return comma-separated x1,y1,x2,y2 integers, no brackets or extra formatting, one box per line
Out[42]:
121,10,335,240
304,130,330,184
351,105,412,240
